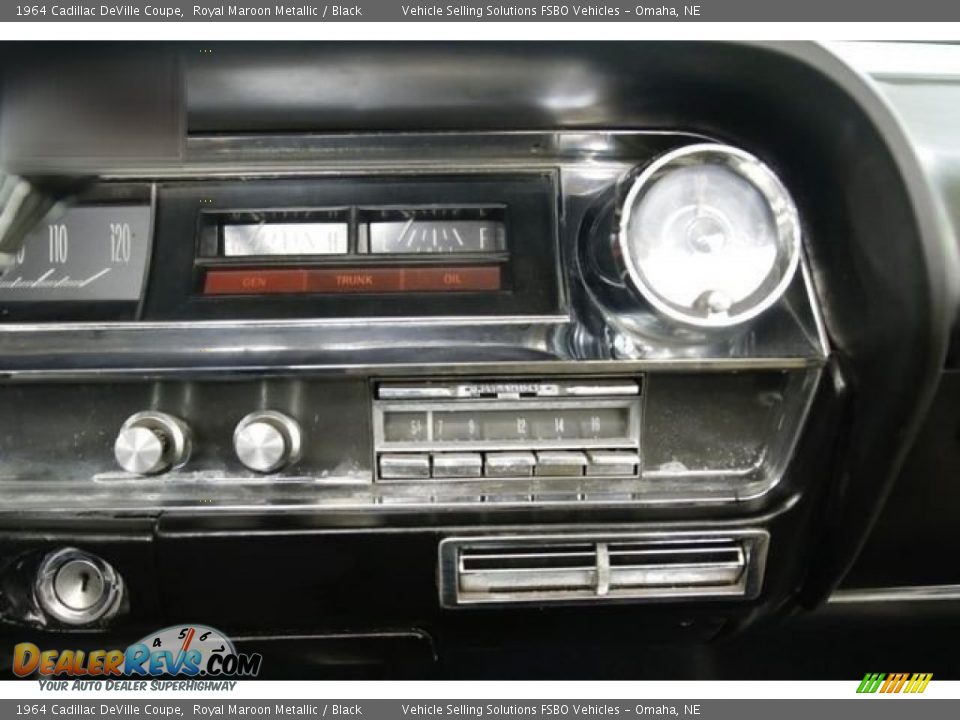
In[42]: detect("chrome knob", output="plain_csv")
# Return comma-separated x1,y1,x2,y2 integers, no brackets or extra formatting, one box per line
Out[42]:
114,411,192,475
34,548,124,626
234,411,302,473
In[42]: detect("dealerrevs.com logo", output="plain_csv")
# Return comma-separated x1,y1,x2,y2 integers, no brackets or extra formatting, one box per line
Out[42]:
13,625,262,678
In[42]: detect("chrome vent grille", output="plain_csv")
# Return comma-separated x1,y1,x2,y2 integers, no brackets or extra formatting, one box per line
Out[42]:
439,531,767,606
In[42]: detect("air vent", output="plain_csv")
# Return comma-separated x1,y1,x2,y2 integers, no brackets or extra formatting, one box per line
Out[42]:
439,531,767,607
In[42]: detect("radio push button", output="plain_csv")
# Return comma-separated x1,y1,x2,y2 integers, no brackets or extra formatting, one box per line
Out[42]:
379,454,431,480
432,453,483,478
234,411,303,474
484,451,536,478
586,450,640,476
535,451,589,477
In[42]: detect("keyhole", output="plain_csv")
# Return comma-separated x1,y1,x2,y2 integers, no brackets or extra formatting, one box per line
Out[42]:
78,570,91,594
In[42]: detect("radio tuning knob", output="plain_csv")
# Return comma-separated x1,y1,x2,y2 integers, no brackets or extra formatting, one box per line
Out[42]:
233,411,302,473
114,411,192,476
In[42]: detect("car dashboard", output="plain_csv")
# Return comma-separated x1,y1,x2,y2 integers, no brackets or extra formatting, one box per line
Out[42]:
0,41,956,679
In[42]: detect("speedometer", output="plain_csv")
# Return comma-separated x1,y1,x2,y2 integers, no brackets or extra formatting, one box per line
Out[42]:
0,204,151,303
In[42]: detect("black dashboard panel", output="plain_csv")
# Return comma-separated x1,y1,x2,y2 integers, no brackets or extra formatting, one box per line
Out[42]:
842,370,960,589
824,57,960,600
0,42,956,679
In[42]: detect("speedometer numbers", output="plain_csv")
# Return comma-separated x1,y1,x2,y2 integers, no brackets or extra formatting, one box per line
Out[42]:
0,205,151,302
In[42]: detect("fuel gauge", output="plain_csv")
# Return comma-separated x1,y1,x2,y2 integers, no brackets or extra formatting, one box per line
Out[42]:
360,206,507,255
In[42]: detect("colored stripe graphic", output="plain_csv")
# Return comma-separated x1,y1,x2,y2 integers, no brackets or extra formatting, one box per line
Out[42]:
905,673,933,694
857,673,885,693
857,672,931,693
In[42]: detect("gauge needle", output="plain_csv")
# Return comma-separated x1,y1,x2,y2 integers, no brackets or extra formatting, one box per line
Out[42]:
695,170,708,218
180,627,196,653
172,626,196,673
398,217,415,247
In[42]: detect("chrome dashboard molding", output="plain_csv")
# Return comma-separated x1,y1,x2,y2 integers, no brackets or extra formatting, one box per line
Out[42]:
0,313,572,332
829,584,960,604
0,286,826,376
0,358,825,382
90,130,712,179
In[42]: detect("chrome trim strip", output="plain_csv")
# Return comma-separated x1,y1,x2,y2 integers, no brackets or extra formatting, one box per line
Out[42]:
87,130,711,180
377,379,640,400
0,357,826,379
0,314,571,333
800,254,832,357
134,183,158,319
830,584,960,604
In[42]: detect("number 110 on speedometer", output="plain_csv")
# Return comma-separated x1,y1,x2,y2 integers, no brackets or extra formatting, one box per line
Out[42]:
0,204,152,303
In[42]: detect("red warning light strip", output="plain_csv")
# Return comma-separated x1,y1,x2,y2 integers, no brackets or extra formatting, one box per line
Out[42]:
203,266,502,295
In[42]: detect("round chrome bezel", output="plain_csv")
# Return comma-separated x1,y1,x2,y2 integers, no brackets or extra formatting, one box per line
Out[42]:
618,143,802,329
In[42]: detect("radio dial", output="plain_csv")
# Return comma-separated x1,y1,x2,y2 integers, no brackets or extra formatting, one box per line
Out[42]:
234,411,302,473
114,411,192,475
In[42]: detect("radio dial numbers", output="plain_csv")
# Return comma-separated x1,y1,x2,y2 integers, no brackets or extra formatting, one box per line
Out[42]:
429,408,629,443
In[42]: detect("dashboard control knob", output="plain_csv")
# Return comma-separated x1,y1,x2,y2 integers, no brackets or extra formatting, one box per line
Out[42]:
34,548,124,626
114,411,192,476
234,411,302,473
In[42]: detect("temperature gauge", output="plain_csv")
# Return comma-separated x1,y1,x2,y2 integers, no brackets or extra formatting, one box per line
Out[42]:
0,204,151,302
361,207,506,255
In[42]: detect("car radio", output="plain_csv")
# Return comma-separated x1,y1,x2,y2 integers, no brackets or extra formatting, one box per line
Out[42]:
373,379,641,481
